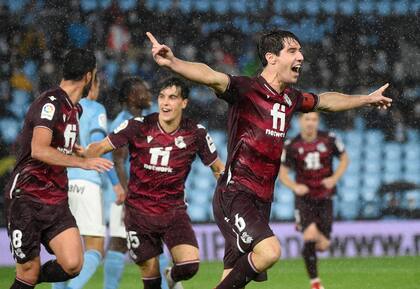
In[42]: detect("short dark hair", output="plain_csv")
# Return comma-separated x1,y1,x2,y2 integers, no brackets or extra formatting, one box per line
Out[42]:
118,76,147,103
62,48,96,81
257,30,301,67
159,77,190,99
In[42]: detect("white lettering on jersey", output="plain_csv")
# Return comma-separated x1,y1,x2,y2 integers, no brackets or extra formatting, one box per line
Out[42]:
266,103,286,138
146,146,173,172
41,103,55,120
205,133,216,153
304,151,322,170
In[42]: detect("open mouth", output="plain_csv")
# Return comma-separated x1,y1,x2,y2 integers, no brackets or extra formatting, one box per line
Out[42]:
161,108,171,113
291,64,302,73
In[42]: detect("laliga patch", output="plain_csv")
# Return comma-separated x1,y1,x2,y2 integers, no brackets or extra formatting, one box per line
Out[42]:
175,136,187,149
98,113,107,130
41,103,55,120
113,120,128,134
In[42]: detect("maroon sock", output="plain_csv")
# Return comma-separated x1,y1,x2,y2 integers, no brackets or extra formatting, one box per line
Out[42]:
37,260,77,283
302,241,318,279
216,253,259,289
143,277,161,289
10,278,35,289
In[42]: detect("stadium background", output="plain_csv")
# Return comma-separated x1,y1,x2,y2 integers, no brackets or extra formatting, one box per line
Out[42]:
0,0,419,288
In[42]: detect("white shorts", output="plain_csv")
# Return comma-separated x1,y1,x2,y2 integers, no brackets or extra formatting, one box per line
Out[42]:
109,202,126,238
68,179,106,237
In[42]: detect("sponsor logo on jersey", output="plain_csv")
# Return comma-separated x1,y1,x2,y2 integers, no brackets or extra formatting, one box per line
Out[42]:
240,231,253,244
48,96,56,101
147,135,153,143
41,103,55,120
175,136,186,149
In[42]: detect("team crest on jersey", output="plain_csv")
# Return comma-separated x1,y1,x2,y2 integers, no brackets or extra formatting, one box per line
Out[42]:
175,136,187,149
298,147,304,154
41,103,55,120
98,113,107,130
317,142,327,152
284,93,292,107
147,136,153,143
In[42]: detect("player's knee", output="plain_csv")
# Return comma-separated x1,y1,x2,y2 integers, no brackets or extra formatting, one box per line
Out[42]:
60,255,83,276
258,244,281,267
174,262,199,280
316,239,330,252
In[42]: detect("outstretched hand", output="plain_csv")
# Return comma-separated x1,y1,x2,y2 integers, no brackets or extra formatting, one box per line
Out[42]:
146,32,175,67
368,83,392,110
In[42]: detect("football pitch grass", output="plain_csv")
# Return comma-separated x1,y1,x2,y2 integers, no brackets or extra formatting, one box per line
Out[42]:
1,256,419,289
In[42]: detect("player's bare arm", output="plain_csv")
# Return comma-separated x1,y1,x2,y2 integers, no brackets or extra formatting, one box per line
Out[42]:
210,158,225,180
146,32,229,94
317,83,392,112
113,147,129,191
279,164,309,196
31,127,113,173
321,152,349,190
85,137,115,158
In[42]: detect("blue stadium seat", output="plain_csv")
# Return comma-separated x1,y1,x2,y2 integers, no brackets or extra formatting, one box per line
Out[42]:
406,129,419,143
404,143,420,160
283,0,301,13
179,0,194,13
188,188,211,206
99,0,112,9
384,143,402,160
231,0,247,13
342,174,360,190
404,159,420,174
0,117,21,144
212,0,229,14
364,159,381,174
321,0,337,14
23,60,38,81
344,131,363,148
363,174,382,191
346,145,362,161
118,0,136,11
156,0,172,12
376,0,391,15
338,0,356,15
403,172,419,184
383,159,402,174
6,0,28,13
411,1,420,14
339,199,360,220
393,0,410,15
188,204,209,222
304,0,320,15
271,203,294,221
383,171,402,184
145,0,157,10
276,188,295,205
346,159,361,174
339,187,359,201
193,175,214,191
361,186,379,202
359,0,375,14
80,0,97,12
365,130,384,145
364,148,381,162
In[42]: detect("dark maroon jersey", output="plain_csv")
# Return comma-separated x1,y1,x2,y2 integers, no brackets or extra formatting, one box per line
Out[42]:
282,131,346,199
107,113,218,215
216,75,318,202
5,87,82,205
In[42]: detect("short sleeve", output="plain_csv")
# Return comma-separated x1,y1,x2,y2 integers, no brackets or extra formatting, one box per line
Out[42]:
329,132,346,156
216,75,244,104
195,125,218,166
32,96,60,130
298,92,319,113
281,140,295,168
107,119,139,149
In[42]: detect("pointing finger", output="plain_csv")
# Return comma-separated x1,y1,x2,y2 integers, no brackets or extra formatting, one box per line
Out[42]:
378,83,390,93
146,32,160,46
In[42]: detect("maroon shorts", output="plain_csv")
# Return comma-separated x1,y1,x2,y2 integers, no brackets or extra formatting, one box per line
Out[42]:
295,196,333,239
124,205,198,264
6,195,78,264
213,188,274,269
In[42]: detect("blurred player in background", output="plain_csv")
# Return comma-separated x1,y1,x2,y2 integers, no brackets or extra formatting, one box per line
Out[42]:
87,77,224,289
146,30,391,289
52,74,125,289
101,76,160,289
279,112,349,289
4,49,113,289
